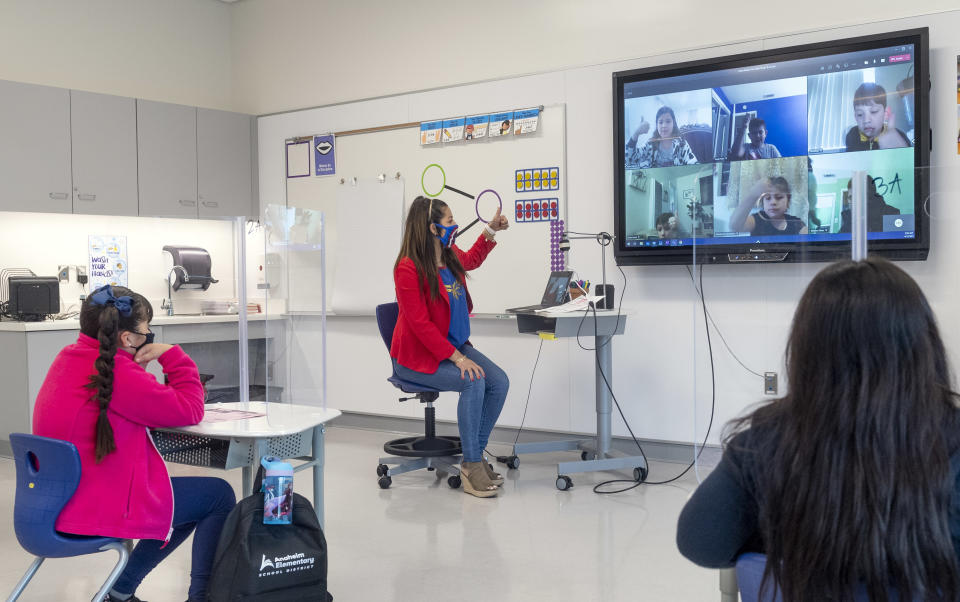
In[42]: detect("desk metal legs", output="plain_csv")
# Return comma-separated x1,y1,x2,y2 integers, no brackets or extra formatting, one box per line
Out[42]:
238,428,327,529
311,425,326,529
512,333,648,489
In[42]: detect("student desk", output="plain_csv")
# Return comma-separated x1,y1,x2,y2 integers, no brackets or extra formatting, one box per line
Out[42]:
510,309,646,490
153,401,341,526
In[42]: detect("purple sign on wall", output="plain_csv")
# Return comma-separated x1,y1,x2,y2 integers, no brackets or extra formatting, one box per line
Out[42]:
314,134,336,176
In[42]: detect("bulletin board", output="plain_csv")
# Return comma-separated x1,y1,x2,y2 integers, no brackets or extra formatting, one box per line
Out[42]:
283,104,567,315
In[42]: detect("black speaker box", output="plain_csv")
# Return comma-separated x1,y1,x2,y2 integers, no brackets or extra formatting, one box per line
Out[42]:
596,284,615,309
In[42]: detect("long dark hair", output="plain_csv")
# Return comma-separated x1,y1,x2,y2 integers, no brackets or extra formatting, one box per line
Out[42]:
395,196,467,301
79,286,153,462
726,257,960,602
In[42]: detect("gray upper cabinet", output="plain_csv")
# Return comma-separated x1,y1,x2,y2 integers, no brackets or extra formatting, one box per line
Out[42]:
0,81,73,213
198,108,253,219
137,100,198,217
70,91,138,216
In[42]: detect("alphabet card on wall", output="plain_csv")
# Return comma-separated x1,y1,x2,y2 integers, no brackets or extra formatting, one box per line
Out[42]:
88,235,128,290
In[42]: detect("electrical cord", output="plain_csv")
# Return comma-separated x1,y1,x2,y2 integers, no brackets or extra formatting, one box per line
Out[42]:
592,264,717,494
488,339,544,464
685,266,764,379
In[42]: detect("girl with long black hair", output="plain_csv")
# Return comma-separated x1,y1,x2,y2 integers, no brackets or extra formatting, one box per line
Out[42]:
677,257,960,601
32,285,235,602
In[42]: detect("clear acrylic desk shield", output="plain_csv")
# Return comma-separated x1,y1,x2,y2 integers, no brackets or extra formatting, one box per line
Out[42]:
255,203,328,410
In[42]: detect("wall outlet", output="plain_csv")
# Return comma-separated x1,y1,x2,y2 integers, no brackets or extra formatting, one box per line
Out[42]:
57,265,70,282
764,372,778,395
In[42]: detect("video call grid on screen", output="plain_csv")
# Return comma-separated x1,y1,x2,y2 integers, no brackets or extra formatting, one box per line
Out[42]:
619,42,920,248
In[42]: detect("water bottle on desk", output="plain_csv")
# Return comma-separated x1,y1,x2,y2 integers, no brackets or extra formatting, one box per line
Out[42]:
261,456,293,525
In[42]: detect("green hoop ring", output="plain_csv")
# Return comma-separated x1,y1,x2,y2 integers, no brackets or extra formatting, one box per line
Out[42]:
421,164,446,197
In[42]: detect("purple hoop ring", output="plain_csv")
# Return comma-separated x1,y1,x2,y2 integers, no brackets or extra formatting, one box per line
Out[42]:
475,189,502,223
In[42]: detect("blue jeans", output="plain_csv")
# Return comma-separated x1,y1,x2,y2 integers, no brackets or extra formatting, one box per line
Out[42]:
394,345,509,463
113,476,236,600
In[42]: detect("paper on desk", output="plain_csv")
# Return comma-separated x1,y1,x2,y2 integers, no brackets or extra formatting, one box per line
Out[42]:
202,407,266,423
535,295,605,313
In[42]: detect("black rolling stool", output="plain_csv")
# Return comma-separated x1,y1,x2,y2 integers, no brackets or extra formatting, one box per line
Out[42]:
375,302,463,489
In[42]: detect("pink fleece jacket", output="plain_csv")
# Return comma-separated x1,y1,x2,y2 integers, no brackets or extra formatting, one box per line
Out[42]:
32,333,204,541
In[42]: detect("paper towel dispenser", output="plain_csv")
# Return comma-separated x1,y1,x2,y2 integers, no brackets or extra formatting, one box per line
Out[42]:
162,246,219,291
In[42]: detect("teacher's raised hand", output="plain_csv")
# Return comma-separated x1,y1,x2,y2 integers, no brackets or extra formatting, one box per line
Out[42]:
488,206,509,232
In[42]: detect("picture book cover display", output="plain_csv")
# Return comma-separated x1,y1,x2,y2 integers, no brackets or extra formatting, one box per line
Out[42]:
613,29,928,264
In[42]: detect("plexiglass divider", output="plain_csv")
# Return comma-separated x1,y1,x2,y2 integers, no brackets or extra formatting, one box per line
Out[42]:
256,203,328,410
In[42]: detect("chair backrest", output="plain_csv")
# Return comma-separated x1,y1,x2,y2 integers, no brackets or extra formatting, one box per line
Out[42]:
10,433,84,557
737,553,907,602
375,302,399,351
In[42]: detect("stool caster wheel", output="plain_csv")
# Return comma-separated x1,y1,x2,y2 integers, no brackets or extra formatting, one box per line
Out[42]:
378,476,392,489
505,456,520,470
580,451,590,461
633,466,648,483
376,464,388,477
448,475,461,489
556,475,573,491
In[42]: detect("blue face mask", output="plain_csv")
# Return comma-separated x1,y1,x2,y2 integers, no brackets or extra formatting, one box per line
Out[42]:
433,223,458,248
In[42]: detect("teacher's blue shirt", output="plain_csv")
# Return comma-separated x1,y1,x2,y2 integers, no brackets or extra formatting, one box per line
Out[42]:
440,267,470,348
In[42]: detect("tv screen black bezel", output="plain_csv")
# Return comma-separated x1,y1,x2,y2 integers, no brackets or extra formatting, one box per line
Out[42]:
612,28,930,266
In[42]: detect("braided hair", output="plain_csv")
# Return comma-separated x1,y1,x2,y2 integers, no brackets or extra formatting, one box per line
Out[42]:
78,286,153,462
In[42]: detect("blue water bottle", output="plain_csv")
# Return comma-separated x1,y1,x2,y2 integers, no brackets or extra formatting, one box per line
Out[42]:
261,456,294,525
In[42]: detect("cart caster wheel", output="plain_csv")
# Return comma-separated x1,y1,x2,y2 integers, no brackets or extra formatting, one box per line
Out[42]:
376,464,389,477
634,466,648,483
580,450,590,461
506,456,520,470
378,476,392,489
448,475,462,489
556,475,573,491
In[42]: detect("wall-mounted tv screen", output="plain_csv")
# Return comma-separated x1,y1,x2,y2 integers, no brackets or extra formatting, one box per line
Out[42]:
613,28,929,265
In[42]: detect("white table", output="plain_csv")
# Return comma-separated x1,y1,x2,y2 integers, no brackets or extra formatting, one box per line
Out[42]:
154,402,341,527
509,309,646,490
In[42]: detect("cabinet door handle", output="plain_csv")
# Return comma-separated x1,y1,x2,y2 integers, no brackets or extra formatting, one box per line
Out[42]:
201,200,219,208
77,193,97,201
49,192,69,200
178,199,197,207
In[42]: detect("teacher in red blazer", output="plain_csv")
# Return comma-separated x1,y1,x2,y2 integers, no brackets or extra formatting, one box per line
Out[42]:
391,196,510,498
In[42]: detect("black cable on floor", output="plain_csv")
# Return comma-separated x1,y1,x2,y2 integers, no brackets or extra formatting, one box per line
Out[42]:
487,339,543,463
592,264,717,494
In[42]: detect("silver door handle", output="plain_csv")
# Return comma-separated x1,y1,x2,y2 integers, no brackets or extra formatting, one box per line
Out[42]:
77,193,97,201
48,192,69,200
178,199,197,207
201,201,219,208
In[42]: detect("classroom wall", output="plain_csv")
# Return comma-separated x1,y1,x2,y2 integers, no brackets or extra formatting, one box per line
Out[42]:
0,0,236,111
259,12,960,448
230,0,959,115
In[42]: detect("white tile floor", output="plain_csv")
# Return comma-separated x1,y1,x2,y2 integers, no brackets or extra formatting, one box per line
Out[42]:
0,426,722,601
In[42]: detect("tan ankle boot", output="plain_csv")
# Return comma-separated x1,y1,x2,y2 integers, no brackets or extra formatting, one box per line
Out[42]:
460,462,498,498
483,459,504,486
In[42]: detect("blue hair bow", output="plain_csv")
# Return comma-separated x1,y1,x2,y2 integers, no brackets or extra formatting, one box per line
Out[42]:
89,285,133,317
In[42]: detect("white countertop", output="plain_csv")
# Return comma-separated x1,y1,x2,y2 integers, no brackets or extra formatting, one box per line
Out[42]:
158,401,341,438
0,312,286,332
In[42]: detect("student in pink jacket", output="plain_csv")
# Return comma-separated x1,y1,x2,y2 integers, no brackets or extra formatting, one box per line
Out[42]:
32,285,235,602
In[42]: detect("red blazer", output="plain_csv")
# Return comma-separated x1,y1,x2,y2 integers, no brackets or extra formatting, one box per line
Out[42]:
391,233,497,373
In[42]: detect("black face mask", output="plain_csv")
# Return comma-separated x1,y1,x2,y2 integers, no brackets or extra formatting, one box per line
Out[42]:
131,331,155,352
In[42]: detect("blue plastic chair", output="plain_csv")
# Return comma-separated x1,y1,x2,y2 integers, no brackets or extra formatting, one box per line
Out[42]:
736,553,907,602
374,302,463,489
8,433,133,602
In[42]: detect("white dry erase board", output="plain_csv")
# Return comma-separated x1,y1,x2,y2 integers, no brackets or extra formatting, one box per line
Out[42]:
283,104,566,315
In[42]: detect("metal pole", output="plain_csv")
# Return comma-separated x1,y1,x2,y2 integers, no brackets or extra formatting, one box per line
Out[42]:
850,171,868,261
236,216,250,403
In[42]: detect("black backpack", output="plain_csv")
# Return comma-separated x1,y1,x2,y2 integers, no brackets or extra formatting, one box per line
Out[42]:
207,487,332,601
